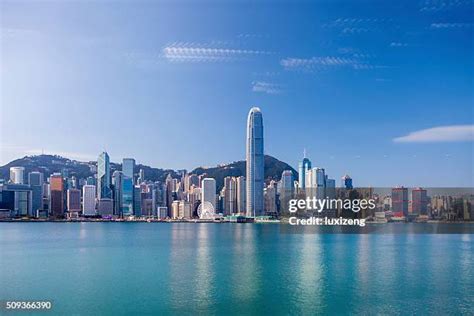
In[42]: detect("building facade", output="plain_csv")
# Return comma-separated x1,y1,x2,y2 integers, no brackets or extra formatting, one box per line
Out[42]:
246,107,264,217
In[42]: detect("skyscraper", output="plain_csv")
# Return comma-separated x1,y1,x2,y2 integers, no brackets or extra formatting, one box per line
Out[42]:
50,174,64,217
122,158,135,180
133,185,142,216
67,189,81,212
280,170,294,192
112,171,124,216
138,168,145,184
201,178,216,211
223,176,237,215
28,171,44,213
82,185,96,216
264,180,278,215
392,187,408,217
412,188,428,215
246,107,264,217
97,152,112,200
122,177,134,216
298,153,311,189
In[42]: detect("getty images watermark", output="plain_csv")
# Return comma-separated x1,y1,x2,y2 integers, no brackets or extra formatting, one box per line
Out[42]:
278,187,474,234
287,196,375,227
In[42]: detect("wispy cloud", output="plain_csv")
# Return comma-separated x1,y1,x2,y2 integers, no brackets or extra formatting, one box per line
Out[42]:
323,18,394,35
393,125,474,143
280,56,375,72
341,27,370,34
324,18,393,28
430,23,473,29
390,42,408,47
420,0,473,12
162,42,271,63
252,81,284,94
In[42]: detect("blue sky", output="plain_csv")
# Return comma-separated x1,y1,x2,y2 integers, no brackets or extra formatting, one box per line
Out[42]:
1,0,473,186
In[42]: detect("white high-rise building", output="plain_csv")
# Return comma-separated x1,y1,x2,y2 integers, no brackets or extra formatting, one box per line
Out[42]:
10,167,25,184
201,178,216,211
82,185,96,216
246,107,264,217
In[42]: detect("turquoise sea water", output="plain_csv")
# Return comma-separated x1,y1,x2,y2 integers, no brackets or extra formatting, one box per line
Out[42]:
1,223,473,315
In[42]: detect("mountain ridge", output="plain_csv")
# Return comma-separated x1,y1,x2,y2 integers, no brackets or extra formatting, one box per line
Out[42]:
0,154,298,191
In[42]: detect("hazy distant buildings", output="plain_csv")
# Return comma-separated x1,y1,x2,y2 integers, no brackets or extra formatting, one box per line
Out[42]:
10,167,25,184
97,152,112,200
280,170,294,192
246,107,264,217
412,188,428,215
392,187,408,217
264,180,278,215
305,167,326,199
82,185,96,216
280,170,294,211
326,178,336,199
341,175,353,189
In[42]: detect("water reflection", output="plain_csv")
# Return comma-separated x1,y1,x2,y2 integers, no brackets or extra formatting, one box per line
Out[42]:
294,234,324,313
193,224,215,311
230,224,260,305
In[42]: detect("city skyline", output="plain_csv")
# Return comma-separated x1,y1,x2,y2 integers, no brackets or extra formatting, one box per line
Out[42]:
1,0,473,187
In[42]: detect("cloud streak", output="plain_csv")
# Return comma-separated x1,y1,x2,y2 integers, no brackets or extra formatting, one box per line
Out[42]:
430,23,473,29
393,125,474,143
252,81,283,94
420,0,473,12
280,56,376,72
390,42,408,47
162,42,271,62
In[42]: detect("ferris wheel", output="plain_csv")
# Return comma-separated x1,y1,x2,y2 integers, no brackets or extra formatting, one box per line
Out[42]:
197,201,215,220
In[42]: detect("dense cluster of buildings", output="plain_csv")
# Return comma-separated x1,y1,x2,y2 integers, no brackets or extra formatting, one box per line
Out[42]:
0,108,472,221
0,108,271,220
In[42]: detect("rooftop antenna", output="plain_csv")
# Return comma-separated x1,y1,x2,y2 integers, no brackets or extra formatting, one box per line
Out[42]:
303,148,307,159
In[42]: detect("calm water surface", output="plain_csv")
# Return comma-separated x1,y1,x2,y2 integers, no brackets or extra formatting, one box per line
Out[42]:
1,223,473,315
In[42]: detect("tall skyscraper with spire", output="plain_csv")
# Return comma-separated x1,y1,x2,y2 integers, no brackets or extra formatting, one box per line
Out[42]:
97,151,112,199
246,107,264,217
298,150,312,189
